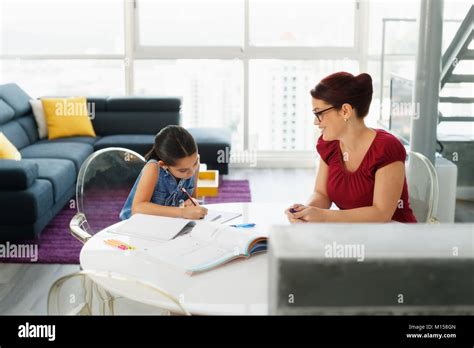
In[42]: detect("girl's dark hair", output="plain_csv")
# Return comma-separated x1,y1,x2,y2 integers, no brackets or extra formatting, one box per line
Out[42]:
145,125,197,165
310,72,373,118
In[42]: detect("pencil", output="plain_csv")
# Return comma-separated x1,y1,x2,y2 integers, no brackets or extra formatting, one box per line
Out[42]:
181,187,197,206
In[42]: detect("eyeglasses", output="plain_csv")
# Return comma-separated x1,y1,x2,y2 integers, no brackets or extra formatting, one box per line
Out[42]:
313,106,336,122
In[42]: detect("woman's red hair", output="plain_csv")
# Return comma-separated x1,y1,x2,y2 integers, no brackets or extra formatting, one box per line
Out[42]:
310,72,373,118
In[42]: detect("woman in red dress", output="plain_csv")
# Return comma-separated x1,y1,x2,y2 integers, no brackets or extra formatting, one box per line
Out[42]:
286,72,417,223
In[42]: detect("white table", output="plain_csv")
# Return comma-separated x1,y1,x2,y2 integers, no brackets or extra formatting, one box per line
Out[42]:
80,202,290,315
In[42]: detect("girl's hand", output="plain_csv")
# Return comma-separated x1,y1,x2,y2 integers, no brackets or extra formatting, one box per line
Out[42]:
183,198,199,207
181,206,208,220
291,206,326,222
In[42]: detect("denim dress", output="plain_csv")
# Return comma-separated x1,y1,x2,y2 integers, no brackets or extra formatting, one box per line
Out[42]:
119,159,196,220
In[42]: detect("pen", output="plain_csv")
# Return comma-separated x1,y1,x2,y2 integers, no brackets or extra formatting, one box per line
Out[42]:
230,223,256,228
181,187,197,206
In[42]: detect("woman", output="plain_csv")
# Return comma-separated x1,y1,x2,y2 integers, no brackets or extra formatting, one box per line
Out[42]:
286,72,416,223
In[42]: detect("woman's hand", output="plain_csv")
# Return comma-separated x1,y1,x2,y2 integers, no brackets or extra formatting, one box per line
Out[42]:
284,203,307,223
291,206,326,222
183,198,199,207
181,205,208,219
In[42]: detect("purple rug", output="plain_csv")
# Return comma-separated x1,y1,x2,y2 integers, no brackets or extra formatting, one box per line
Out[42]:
0,179,251,264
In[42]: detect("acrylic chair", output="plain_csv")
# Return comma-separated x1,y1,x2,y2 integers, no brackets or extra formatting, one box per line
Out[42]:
405,151,440,223
65,148,189,315
47,270,190,315
70,147,145,243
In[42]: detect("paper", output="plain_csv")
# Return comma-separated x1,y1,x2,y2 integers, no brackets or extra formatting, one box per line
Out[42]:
203,210,241,224
109,213,191,241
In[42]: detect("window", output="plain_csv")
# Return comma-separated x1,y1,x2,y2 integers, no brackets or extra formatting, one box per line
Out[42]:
0,60,125,97
9,0,466,161
134,60,243,147
0,0,125,97
249,0,356,47
0,0,124,55
249,59,359,150
367,0,420,126
367,0,420,55
443,1,472,52
137,0,244,46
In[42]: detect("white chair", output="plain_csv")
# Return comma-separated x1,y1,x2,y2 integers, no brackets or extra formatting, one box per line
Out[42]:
70,147,145,243
47,270,190,315
406,151,439,223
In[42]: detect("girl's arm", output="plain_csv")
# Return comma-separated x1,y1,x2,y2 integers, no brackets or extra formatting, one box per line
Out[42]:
292,161,405,223
131,162,182,217
131,162,207,219
306,158,332,209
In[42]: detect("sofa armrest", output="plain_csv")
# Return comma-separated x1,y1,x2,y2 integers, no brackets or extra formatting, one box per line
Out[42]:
0,160,38,190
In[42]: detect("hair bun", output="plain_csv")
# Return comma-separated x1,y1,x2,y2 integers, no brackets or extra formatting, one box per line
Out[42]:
355,73,373,92
310,71,373,118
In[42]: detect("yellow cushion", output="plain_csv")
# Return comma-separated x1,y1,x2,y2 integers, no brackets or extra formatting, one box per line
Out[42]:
41,97,96,140
0,132,22,160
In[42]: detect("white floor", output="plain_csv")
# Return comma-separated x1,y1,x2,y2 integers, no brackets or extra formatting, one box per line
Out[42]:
0,168,315,315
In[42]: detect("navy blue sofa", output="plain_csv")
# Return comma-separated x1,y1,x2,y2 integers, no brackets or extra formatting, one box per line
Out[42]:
0,83,231,241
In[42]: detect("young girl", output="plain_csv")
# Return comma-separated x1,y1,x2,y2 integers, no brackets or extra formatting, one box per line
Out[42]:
120,125,208,220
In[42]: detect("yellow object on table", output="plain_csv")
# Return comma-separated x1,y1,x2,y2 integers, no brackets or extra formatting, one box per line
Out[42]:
197,170,219,197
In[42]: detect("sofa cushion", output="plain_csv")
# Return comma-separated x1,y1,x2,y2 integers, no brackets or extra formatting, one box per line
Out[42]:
20,142,94,173
0,99,15,125
93,134,154,156
17,115,40,144
92,111,179,135
0,159,38,190
107,97,181,112
188,127,231,164
41,97,96,139
86,97,107,112
0,83,32,117
23,158,76,202
0,132,22,160
0,179,53,224
0,121,31,150
36,135,99,146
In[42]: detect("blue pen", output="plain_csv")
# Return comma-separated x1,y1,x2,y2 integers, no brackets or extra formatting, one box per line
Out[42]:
230,223,256,228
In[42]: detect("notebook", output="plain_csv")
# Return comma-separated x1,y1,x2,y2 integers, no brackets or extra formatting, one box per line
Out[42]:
109,213,266,275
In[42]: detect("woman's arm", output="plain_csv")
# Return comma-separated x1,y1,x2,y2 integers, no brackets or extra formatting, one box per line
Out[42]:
292,161,405,223
285,158,331,222
131,162,206,219
306,158,332,209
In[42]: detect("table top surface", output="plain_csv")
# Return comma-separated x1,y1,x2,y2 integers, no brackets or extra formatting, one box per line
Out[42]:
80,202,291,315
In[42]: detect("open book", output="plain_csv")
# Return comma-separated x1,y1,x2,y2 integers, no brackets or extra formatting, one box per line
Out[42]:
109,213,266,275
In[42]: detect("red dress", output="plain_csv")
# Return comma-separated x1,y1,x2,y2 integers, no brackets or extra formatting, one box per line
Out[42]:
316,129,417,223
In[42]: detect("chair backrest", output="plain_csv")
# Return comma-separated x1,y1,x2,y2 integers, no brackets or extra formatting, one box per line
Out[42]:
70,147,145,243
405,151,439,222
47,270,190,315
